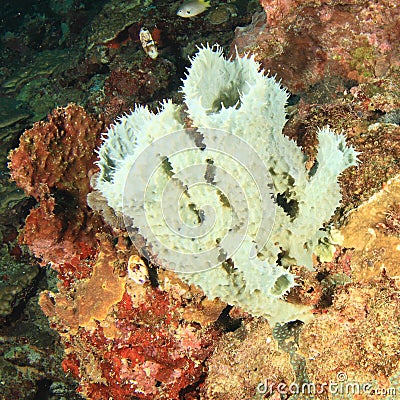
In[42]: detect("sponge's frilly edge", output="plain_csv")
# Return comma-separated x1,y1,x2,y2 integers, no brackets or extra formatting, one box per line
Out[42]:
95,44,358,325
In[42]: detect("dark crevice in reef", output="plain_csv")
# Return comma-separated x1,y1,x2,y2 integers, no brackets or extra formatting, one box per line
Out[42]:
1,267,46,329
315,270,334,308
215,305,242,332
33,378,52,400
179,372,207,399
140,247,160,288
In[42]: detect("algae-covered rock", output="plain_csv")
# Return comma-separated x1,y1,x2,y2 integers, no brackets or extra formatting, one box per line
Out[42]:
87,0,154,49
1,50,75,95
0,248,39,319
0,97,31,129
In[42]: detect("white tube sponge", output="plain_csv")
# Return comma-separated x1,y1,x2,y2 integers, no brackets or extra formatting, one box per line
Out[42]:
96,100,184,212
275,127,359,267
182,44,288,147
95,45,358,325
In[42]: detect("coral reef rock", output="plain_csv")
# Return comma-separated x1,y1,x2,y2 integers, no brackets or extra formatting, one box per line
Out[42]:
202,318,294,399
299,275,400,397
233,0,400,92
341,174,400,282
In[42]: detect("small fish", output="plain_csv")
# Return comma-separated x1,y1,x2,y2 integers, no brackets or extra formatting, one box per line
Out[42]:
177,0,211,18
139,27,158,59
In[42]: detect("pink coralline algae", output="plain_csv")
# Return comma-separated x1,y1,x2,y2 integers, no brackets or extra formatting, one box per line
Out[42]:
232,0,400,92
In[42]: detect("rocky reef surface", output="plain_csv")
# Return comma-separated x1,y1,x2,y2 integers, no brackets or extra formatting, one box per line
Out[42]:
2,0,400,399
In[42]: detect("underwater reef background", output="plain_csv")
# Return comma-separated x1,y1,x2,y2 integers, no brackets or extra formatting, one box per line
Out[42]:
1,0,400,399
